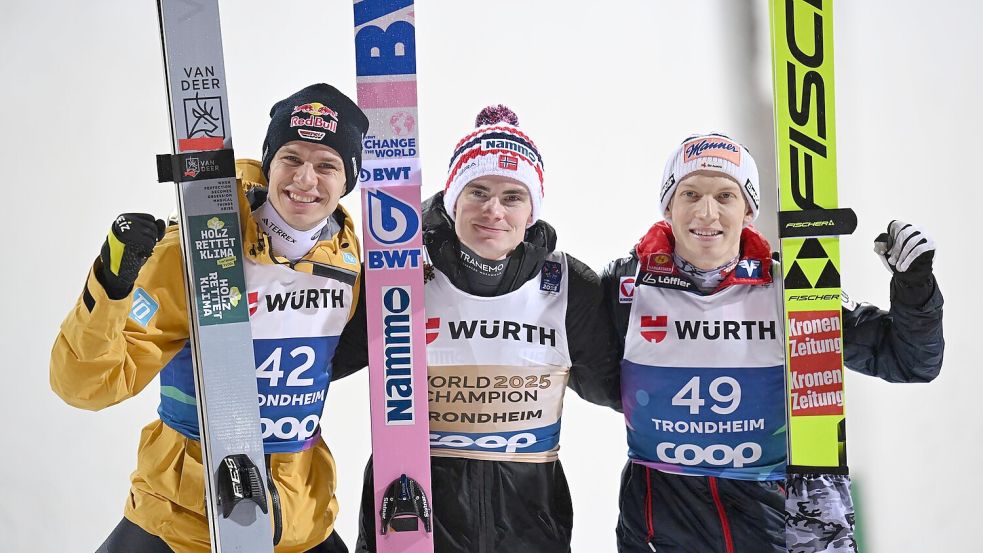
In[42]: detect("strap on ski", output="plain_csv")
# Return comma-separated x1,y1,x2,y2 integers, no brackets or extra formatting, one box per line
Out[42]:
380,474,433,534
769,0,851,476
155,150,236,183
216,454,268,517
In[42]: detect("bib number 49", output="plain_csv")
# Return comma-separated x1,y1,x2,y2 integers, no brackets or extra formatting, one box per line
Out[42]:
671,376,741,415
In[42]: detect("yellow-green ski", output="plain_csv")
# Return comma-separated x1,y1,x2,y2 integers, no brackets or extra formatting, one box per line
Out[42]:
769,0,855,474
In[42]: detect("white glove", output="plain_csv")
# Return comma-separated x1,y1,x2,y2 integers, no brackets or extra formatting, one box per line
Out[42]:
873,220,935,279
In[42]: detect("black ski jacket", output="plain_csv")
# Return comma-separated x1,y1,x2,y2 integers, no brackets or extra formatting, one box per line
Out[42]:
603,233,944,553
355,191,619,553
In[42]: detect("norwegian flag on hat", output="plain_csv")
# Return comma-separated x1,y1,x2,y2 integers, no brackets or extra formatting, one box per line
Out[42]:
498,154,519,171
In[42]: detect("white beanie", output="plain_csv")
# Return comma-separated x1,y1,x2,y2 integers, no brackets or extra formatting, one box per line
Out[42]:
660,133,760,221
443,105,544,226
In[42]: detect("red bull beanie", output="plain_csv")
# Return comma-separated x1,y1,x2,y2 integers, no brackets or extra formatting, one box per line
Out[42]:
261,83,369,196
443,105,545,226
660,132,760,223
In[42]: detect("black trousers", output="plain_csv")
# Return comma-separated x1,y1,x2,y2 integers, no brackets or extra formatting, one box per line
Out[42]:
96,517,349,553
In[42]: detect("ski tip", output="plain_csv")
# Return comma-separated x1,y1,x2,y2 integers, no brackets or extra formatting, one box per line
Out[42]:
475,105,519,127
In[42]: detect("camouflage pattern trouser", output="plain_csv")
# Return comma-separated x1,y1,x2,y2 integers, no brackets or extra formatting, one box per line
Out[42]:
786,473,858,553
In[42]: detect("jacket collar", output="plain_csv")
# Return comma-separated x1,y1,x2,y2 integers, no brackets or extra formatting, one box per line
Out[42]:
422,190,557,295
634,221,773,288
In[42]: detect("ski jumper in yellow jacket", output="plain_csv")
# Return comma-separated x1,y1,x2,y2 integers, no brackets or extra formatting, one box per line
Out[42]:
51,159,366,553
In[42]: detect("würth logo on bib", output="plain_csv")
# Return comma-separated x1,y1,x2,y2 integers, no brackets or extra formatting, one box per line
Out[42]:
260,288,346,312
426,317,440,344
442,319,557,347
640,316,778,343
640,315,668,343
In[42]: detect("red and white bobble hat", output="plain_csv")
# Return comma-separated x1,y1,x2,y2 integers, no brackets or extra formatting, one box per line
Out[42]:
660,132,760,223
443,105,545,226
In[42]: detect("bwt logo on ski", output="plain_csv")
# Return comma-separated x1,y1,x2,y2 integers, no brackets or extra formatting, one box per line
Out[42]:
383,286,415,425
431,319,557,347
367,190,419,245
248,289,345,314
367,190,422,270
640,315,777,343
359,165,411,183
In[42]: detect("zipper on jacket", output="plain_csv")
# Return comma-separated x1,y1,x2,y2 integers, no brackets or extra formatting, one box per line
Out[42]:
644,466,657,552
708,477,735,553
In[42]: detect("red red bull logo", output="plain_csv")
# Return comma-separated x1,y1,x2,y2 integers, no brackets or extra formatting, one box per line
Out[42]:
292,102,339,120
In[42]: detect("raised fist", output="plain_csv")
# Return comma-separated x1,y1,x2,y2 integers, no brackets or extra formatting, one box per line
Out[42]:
98,213,166,299
873,220,935,282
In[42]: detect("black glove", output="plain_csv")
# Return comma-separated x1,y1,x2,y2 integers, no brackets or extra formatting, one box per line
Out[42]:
873,220,935,283
98,213,166,299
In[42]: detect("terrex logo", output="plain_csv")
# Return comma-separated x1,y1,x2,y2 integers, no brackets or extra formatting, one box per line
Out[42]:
640,315,668,343
426,317,440,344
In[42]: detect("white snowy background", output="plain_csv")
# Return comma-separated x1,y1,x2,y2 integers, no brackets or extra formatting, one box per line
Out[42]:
1,1,978,551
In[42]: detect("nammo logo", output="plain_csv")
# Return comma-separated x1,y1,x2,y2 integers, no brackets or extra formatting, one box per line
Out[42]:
640,315,668,343
367,190,419,246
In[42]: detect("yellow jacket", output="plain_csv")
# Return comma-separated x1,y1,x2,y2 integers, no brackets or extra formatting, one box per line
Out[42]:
51,159,364,553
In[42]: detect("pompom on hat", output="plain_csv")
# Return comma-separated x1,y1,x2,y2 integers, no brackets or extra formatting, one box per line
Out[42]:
443,105,545,225
660,132,760,222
